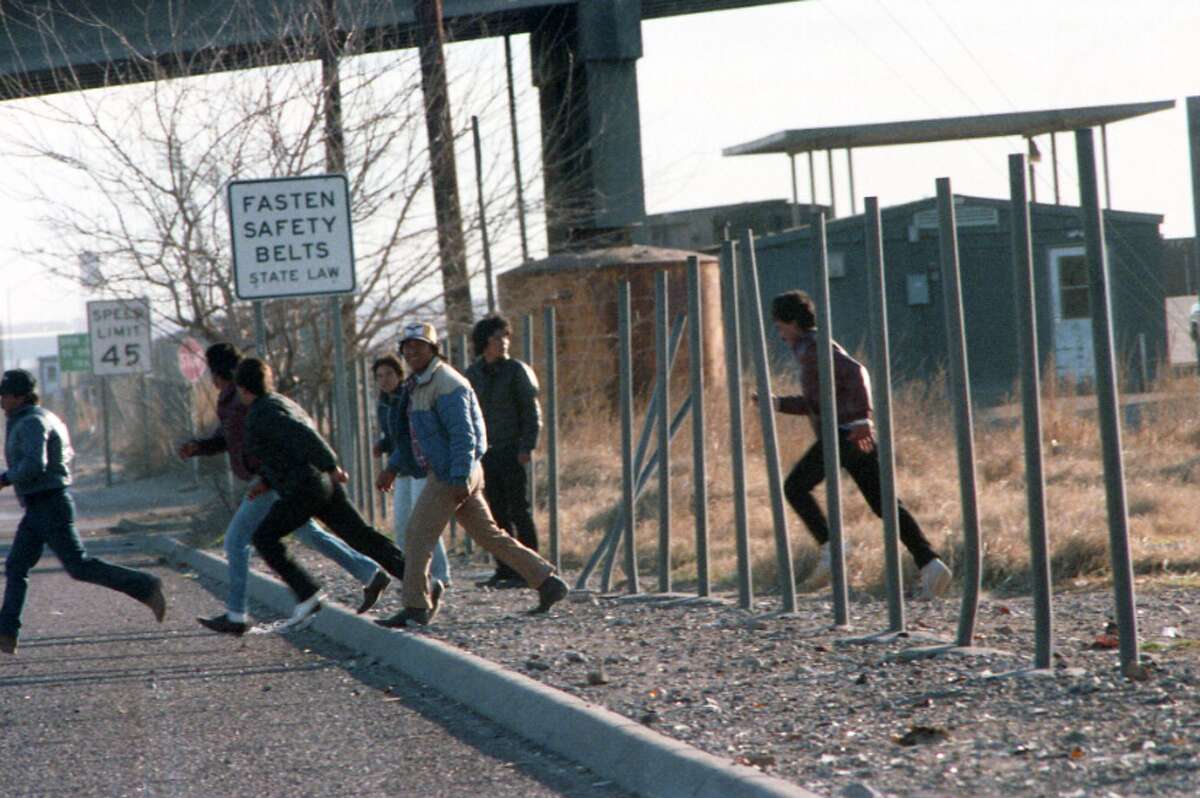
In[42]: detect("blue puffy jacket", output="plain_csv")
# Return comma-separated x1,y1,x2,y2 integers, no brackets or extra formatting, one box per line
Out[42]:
406,358,488,486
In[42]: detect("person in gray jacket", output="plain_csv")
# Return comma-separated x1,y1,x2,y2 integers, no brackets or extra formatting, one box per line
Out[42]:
465,315,542,589
0,369,165,655
235,358,416,626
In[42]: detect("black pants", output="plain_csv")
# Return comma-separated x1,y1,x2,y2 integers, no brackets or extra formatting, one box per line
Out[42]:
0,489,158,638
783,431,939,569
252,479,406,602
481,446,538,580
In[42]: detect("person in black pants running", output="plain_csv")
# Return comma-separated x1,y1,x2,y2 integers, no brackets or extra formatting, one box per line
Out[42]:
235,358,418,625
764,290,953,599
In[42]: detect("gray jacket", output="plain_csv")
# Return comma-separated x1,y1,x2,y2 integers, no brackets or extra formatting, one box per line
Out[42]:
3,404,72,498
244,393,339,499
465,356,541,452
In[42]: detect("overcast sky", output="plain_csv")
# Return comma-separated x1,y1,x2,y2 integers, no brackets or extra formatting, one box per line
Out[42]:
1,0,1197,330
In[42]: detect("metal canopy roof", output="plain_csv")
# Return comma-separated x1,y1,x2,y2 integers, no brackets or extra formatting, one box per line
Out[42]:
722,99,1176,157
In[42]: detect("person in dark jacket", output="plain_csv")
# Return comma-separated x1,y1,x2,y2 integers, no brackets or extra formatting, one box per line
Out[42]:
0,369,165,654
372,354,451,585
765,290,953,599
464,315,542,589
235,358,419,626
179,344,390,636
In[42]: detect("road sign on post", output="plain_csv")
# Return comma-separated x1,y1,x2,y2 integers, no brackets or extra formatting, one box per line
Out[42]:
57,333,92,373
227,174,356,300
87,298,152,376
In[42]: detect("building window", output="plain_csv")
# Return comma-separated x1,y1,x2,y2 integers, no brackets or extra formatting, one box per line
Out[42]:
1058,255,1090,319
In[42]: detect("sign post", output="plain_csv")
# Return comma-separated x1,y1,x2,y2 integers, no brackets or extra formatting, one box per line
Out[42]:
227,174,358,479
87,297,153,486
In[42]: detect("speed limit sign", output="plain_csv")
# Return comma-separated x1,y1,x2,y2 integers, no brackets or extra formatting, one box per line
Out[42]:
87,298,152,376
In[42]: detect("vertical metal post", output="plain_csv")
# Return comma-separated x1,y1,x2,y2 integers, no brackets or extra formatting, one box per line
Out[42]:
1101,123,1112,210
254,301,267,355
1138,333,1149,392
472,116,496,314
1027,140,1038,204
504,34,529,263
1186,97,1200,373
1076,127,1139,674
720,240,752,609
329,297,354,484
846,148,857,216
739,230,797,612
102,376,113,486
543,305,560,571
807,151,816,207
139,374,151,475
359,358,376,523
522,314,536,516
1050,132,1061,205
788,153,801,227
1009,154,1054,671
864,197,904,632
812,213,848,626
654,270,672,593
617,281,639,593
825,149,837,219
454,332,470,553
687,256,710,596
935,177,981,647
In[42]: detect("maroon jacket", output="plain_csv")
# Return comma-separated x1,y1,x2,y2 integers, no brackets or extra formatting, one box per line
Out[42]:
777,333,873,436
191,383,260,481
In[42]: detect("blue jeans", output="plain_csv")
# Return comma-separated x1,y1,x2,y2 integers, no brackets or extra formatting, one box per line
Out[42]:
393,476,450,585
1,489,158,638
224,488,380,616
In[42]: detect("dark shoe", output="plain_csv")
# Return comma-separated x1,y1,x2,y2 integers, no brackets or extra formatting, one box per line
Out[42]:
142,580,167,623
197,614,248,637
530,575,569,615
357,571,391,614
476,572,525,589
428,579,445,624
0,633,16,655
375,607,432,629
475,572,504,589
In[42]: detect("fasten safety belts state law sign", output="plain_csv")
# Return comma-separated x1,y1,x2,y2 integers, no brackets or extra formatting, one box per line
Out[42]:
227,174,356,300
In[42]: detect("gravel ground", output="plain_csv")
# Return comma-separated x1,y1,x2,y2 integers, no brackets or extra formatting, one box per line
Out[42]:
93,462,1200,798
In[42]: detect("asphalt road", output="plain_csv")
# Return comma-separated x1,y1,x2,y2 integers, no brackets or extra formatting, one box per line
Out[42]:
0,496,632,798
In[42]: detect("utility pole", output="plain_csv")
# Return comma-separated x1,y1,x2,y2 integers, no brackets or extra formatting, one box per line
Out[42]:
415,0,474,341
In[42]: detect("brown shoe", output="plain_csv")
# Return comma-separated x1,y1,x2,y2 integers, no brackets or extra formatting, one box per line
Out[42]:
357,571,391,614
142,580,167,623
530,575,569,615
0,633,16,655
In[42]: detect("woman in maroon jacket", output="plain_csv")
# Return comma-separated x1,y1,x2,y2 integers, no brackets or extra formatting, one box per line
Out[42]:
767,290,953,599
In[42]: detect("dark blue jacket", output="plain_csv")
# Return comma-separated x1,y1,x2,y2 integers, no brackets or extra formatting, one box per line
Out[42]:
376,387,426,479
3,404,72,499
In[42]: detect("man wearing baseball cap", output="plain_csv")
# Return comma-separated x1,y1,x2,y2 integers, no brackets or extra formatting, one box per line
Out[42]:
376,321,568,627
0,369,166,655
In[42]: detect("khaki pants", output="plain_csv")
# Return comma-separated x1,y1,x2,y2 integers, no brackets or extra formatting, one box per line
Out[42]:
401,467,553,610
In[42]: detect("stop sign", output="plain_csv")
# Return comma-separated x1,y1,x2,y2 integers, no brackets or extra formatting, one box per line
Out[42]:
178,337,208,383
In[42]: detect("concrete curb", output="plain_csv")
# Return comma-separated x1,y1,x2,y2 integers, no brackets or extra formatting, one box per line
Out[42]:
144,535,820,798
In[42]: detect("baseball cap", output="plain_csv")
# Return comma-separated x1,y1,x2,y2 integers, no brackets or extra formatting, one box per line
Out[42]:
0,369,36,396
399,322,439,348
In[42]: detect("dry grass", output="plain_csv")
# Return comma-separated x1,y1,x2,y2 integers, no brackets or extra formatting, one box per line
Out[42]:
537,367,1200,597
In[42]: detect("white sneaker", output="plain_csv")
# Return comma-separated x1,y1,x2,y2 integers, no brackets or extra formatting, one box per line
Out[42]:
811,542,831,580
919,559,953,599
282,592,323,631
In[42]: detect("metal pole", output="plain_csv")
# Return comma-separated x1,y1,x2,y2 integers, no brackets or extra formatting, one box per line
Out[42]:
1076,127,1140,675
807,151,816,207
864,197,904,633
522,314,536,517
617,281,639,593
1101,123,1112,210
825,149,837,219
720,240,752,609
254,301,267,355
504,34,529,263
544,305,560,571
847,148,857,216
102,376,113,486
935,177,981,647
1009,154,1054,671
454,332,470,554
1050,132,1061,205
738,230,797,612
654,270,672,593
139,374,151,476
788,153,801,227
687,256,710,597
472,116,496,314
1027,139,1038,204
1186,97,1200,374
812,213,848,626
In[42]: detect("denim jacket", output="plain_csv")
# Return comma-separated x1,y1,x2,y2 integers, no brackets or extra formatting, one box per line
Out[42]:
376,388,426,479
406,359,488,486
